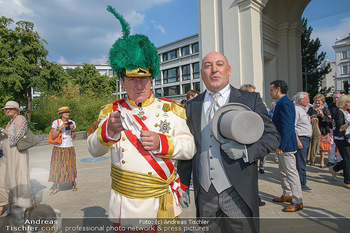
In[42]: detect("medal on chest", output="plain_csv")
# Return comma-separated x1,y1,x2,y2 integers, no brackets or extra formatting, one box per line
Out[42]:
157,119,171,134
137,106,147,120
162,103,170,117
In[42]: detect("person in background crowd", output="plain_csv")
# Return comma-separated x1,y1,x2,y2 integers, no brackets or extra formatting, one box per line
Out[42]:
307,94,332,168
187,90,200,101
240,84,256,92
178,51,280,233
293,92,313,192
270,80,303,212
329,94,350,189
0,101,35,216
328,92,342,166
48,106,77,195
182,90,200,105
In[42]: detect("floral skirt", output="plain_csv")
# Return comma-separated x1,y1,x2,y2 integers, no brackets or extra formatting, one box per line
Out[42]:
49,146,77,184
319,134,331,151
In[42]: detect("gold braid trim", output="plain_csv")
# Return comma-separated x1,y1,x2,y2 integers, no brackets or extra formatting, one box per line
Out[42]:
170,101,186,120
111,164,175,218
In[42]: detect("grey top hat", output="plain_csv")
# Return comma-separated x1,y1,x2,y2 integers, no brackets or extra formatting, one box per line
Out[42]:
211,103,264,144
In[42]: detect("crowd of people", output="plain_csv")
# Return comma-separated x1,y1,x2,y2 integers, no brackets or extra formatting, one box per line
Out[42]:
0,102,78,218
1,6,349,233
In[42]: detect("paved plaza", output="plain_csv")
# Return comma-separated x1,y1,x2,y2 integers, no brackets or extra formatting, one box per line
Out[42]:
1,139,350,232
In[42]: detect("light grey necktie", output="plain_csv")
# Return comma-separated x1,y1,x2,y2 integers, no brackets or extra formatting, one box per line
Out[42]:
207,92,221,122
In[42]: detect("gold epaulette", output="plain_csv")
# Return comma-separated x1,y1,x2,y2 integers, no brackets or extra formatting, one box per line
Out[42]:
159,97,186,120
97,103,114,122
170,101,186,120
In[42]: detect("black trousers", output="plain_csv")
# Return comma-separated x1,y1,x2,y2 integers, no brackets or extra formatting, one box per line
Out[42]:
334,140,350,184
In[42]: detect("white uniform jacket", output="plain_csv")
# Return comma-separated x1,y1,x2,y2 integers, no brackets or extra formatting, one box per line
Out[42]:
87,93,196,222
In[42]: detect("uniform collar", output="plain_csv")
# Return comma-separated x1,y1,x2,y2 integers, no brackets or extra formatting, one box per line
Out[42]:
127,92,155,107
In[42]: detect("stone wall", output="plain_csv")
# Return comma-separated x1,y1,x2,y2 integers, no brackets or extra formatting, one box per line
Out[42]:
36,131,87,146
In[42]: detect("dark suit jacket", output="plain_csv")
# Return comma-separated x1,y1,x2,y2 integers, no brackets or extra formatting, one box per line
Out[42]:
177,85,280,218
272,95,298,152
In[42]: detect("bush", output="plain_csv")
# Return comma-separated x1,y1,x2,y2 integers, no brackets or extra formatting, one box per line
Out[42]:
31,93,116,134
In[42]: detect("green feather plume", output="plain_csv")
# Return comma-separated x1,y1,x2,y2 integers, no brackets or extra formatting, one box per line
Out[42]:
107,5,160,79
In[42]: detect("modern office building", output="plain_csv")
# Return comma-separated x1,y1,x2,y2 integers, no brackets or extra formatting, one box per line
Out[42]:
333,33,350,92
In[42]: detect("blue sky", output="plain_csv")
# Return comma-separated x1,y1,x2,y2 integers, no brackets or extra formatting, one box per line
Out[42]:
302,0,350,61
0,0,349,64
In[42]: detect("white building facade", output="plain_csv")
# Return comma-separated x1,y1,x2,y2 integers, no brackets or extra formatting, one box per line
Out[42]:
333,34,350,92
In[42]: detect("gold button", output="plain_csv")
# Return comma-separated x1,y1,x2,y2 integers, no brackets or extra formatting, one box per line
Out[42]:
157,105,161,109
122,160,126,164
156,113,159,117
155,123,159,127
122,148,125,152
158,99,161,102
122,137,126,141
148,172,152,175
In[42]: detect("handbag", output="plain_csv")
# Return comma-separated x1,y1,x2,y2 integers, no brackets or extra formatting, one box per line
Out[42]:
47,119,62,144
17,128,39,152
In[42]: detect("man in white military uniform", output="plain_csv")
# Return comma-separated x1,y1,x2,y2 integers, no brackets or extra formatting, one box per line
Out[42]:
88,6,195,232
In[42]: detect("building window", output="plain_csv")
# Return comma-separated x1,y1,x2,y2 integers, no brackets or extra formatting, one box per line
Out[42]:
163,50,178,61
193,82,200,92
155,74,162,85
181,46,190,56
99,69,107,75
182,84,191,95
162,53,168,61
182,65,191,81
192,43,199,53
193,62,200,79
343,65,348,74
342,51,348,59
164,86,180,96
108,70,115,76
163,68,179,84
155,88,162,97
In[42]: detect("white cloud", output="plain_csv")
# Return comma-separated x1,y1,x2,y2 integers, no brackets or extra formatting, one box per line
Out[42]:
0,0,176,64
151,20,166,34
311,17,350,61
57,56,69,64
90,56,108,65
0,0,33,21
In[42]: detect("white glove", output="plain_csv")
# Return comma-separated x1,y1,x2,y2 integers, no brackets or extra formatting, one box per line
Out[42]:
179,189,190,208
118,108,142,137
220,139,246,160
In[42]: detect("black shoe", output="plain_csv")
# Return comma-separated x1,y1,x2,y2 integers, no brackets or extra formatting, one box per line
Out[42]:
259,169,265,174
302,186,312,192
327,162,334,166
259,201,266,206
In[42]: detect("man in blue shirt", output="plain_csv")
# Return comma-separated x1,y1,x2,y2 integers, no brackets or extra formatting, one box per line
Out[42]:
270,80,303,212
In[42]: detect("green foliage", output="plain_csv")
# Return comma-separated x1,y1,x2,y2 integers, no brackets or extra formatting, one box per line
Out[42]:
66,64,118,96
0,17,120,133
31,82,116,134
301,18,332,102
0,16,68,121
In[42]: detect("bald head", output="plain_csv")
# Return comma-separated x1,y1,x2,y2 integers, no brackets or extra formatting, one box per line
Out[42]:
201,52,231,92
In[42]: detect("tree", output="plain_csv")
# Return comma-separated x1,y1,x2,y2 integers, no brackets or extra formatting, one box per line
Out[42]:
301,17,332,101
0,16,65,121
67,64,118,96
